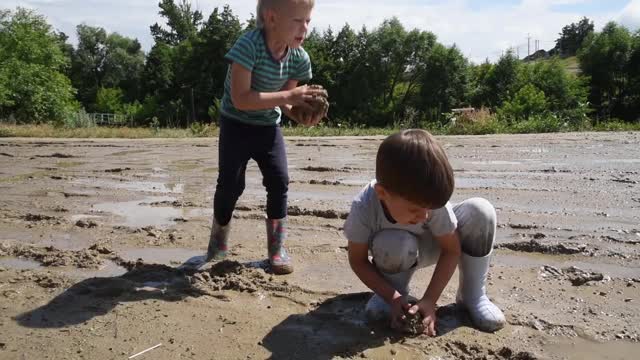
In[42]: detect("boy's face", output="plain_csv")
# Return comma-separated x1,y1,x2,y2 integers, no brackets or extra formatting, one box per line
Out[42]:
374,184,431,225
267,2,313,48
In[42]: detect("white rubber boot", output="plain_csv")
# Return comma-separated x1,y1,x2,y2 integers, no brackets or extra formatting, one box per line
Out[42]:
457,252,506,332
365,269,415,322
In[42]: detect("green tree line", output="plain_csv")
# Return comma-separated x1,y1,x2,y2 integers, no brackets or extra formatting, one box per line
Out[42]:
1,2,639,128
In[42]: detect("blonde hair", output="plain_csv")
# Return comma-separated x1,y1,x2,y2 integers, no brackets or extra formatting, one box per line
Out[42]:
256,0,315,29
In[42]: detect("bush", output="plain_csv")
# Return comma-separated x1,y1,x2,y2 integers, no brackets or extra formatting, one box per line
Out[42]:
509,114,565,133
447,109,506,135
189,122,216,137
498,84,548,123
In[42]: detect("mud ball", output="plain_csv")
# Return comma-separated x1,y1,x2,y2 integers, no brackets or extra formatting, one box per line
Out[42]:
400,307,425,335
290,84,330,122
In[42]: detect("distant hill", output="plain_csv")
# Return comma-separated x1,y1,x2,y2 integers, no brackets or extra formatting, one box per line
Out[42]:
523,51,581,75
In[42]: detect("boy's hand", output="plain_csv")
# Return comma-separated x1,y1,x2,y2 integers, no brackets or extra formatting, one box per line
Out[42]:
389,292,411,330
408,298,437,336
288,85,329,127
288,85,327,108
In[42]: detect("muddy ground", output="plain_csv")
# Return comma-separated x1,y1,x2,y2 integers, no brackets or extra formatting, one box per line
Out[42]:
0,132,639,360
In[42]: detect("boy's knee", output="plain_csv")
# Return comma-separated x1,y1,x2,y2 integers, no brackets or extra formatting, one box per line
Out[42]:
459,197,496,227
371,229,418,274
264,174,289,195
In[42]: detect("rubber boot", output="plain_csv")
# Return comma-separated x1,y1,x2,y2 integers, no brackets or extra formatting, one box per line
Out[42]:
456,252,506,332
206,218,230,261
365,268,416,322
266,218,293,275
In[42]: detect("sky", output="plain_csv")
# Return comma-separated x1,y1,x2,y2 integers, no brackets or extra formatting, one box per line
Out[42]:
8,0,640,63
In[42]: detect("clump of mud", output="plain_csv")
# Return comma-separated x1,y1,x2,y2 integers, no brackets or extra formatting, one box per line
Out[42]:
191,260,290,294
309,179,342,186
496,239,587,255
0,269,70,292
444,341,538,360
143,200,198,207
21,213,61,222
0,242,120,269
35,153,74,158
539,265,606,286
287,206,348,220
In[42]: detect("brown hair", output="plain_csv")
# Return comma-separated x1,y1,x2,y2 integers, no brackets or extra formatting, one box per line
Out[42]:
376,129,454,208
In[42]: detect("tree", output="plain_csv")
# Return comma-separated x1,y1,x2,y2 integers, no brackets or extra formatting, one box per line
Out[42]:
95,87,124,113
578,22,633,120
418,43,470,119
186,5,242,121
150,0,202,45
555,17,594,57
626,30,640,120
518,59,589,122
0,8,76,123
479,51,520,109
469,60,494,108
71,25,145,112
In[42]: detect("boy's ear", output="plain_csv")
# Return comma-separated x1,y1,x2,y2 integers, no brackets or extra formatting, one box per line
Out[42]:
264,8,277,28
374,183,387,200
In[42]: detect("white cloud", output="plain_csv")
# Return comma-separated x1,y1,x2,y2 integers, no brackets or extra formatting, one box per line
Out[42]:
618,0,640,30
10,0,630,63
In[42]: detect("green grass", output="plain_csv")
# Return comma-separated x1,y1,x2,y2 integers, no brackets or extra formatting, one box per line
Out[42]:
1,120,639,139
560,56,581,75
0,123,398,138
0,124,194,138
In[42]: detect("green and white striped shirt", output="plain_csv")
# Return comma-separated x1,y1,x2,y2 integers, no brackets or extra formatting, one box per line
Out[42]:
221,29,313,126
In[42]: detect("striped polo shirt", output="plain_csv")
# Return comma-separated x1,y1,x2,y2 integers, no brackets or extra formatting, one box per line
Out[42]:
221,29,313,126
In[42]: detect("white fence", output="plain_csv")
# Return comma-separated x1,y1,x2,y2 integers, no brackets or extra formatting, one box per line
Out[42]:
66,112,135,127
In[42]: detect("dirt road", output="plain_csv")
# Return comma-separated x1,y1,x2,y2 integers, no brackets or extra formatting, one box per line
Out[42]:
1,132,639,359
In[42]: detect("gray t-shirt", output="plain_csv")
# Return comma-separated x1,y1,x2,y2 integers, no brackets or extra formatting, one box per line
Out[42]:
344,180,457,245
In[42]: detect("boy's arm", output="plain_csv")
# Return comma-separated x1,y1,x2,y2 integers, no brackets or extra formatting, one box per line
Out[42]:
419,230,461,306
348,241,403,304
230,63,319,111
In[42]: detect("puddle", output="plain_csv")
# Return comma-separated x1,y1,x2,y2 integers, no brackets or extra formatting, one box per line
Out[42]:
469,160,525,166
93,196,182,228
545,338,640,360
0,257,42,270
593,159,640,164
64,260,128,279
120,248,203,266
517,147,550,153
86,196,210,229
72,178,184,194
455,177,524,189
496,252,640,279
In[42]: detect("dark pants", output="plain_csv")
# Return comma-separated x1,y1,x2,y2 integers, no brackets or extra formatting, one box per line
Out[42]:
213,117,289,225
